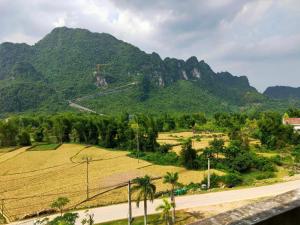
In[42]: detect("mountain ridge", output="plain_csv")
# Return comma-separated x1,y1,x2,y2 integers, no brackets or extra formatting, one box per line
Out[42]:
264,86,300,100
0,26,295,115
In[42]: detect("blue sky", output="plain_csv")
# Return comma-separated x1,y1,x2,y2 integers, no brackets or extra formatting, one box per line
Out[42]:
0,0,299,92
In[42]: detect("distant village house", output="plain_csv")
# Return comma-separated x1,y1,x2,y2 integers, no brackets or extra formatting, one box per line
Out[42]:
283,116,300,132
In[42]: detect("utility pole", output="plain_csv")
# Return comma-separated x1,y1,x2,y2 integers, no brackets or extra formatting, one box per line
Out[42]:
137,126,140,164
83,156,92,199
128,180,132,225
207,157,211,189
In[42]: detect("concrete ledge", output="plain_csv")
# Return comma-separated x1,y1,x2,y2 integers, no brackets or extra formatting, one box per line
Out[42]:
189,189,300,225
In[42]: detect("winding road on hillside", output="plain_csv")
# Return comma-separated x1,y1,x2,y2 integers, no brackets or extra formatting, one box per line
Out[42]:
8,178,300,225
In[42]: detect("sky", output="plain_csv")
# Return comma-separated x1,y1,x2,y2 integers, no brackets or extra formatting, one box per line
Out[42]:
0,0,299,92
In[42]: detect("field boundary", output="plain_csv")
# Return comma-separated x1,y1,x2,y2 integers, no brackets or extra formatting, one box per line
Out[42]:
69,145,92,163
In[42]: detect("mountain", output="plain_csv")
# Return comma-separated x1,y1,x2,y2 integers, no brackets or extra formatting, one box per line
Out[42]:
264,86,300,101
0,27,292,115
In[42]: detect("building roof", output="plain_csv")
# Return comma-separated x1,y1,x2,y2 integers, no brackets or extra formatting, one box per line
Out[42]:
284,118,300,125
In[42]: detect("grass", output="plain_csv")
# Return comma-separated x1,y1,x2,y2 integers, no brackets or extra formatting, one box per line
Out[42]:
28,143,61,151
98,210,200,225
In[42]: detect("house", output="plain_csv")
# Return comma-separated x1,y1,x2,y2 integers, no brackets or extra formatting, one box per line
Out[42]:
282,117,300,132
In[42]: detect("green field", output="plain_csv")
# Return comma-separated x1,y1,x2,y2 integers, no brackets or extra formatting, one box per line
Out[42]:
28,143,61,151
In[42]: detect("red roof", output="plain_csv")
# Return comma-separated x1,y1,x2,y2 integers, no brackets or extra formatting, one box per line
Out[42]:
284,118,300,125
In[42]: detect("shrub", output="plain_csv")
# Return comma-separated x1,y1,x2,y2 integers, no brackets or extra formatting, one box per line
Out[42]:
129,151,179,166
222,173,243,188
48,213,78,225
185,182,201,191
158,144,172,154
201,173,222,188
269,155,283,166
255,171,275,180
254,156,276,172
229,152,254,173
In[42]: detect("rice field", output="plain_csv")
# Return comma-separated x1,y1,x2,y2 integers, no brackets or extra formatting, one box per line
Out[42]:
157,131,229,154
0,144,221,221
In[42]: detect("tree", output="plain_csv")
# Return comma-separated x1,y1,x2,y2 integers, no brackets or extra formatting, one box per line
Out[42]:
18,130,31,146
208,138,224,158
51,197,70,216
180,139,198,169
156,198,174,225
163,172,180,224
33,128,44,142
52,115,72,143
35,213,78,225
132,175,156,225
258,112,295,149
0,119,18,146
49,213,78,225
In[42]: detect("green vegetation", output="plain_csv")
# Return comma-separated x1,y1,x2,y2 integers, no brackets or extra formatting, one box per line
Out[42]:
50,197,70,216
1,27,298,116
155,199,174,225
1,108,300,187
98,211,197,225
163,172,180,224
131,175,157,225
264,86,300,100
29,143,61,151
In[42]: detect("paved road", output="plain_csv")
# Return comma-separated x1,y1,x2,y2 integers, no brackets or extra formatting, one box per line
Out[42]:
9,179,300,225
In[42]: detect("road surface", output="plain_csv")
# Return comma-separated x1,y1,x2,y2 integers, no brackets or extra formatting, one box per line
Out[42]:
9,178,300,225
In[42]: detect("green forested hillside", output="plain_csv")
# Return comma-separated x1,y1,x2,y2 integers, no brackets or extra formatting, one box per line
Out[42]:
0,27,297,115
264,86,300,100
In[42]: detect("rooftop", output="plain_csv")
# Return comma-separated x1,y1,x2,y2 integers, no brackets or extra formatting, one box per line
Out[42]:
284,118,300,125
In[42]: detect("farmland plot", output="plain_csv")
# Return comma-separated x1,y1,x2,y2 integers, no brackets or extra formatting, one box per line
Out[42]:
158,131,229,154
0,144,212,221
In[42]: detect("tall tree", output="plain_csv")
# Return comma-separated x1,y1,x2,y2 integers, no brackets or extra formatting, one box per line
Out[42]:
180,139,198,169
131,175,156,225
163,172,180,224
0,119,18,146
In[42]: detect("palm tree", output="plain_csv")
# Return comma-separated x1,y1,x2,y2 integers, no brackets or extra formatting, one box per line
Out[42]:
163,172,180,224
156,198,174,225
132,175,156,225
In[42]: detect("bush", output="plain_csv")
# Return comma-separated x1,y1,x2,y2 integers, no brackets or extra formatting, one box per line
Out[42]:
255,171,275,180
158,144,172,154
185,182,201,191
269,155,283,166
222,173,243,188
254,156,276,172
229,152,254,173
201,173,222,189
129,151,179,166
47,213,78,225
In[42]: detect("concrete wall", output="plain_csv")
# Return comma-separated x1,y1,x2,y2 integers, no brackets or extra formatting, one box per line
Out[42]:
189,189,300,225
